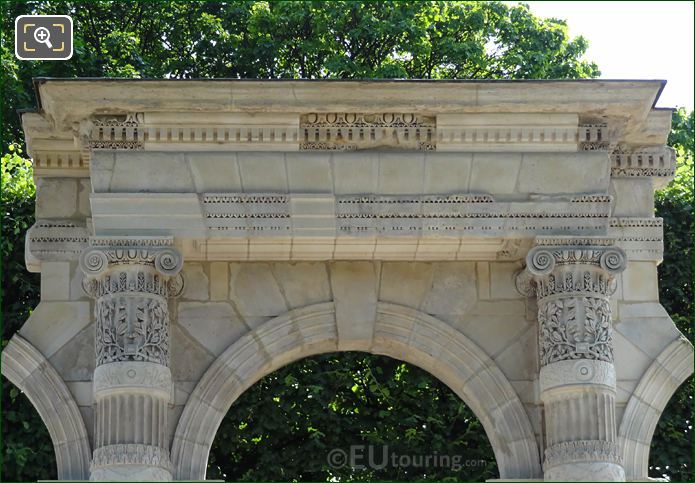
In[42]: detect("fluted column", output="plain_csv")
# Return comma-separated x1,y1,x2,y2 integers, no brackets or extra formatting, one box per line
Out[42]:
518,238,627,481
80,239,183,481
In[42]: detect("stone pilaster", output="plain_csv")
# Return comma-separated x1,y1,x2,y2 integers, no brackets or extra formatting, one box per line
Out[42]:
80,238,183,481
518,237,627,481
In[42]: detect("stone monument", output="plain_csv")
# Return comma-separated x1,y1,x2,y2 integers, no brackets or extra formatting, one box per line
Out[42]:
2,79,691,481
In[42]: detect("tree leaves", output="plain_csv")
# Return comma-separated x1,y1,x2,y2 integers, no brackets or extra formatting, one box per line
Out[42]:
1,0,599,145
649,107,694,482
1,149,49,480
208,353,498,481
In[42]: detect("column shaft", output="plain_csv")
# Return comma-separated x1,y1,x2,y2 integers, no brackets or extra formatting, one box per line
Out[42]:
81,242,183,481
521,240,627,481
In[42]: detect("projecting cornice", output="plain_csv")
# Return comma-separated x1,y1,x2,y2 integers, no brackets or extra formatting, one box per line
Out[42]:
21,79,674,180
32,78,667,119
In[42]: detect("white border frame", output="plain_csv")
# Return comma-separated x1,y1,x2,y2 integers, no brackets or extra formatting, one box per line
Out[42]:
15,14,73,61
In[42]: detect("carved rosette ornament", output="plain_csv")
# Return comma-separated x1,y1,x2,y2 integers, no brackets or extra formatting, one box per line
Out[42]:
80,238,183,482
518,238,627,482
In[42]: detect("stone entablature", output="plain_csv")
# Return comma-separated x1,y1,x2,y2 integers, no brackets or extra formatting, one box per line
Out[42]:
4,79,693,482
26,110,676,179
24,80,674,177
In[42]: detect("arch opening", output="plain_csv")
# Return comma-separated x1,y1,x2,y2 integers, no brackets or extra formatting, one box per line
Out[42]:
172,302,541,480
0,335,91,480
647,375,694,481
207,351,499,481
1,373,56,481
619,336,694,480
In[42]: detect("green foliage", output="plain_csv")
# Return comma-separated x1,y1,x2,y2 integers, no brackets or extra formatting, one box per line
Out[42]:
209,352,497,481
1,0,599,144
650,108,694,482
1,146,50,481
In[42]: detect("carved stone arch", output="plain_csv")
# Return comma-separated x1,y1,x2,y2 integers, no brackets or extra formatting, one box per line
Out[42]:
1,335,91,480
171,301,542,480
619,336,694,479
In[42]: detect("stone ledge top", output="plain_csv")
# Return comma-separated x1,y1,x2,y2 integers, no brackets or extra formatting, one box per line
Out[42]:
21,78,675,177
31,77,668,122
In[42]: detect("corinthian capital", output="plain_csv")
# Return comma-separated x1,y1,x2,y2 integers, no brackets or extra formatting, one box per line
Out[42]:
517,237,627,299
526,237,627,277
79,237,183,277
79,237,184,367
79,237,184,298
517,238,627,367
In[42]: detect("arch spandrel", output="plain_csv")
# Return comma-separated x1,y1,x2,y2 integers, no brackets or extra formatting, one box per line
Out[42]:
171,302,542,480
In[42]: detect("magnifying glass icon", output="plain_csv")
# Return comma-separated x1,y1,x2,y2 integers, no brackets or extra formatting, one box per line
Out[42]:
33,27,53,48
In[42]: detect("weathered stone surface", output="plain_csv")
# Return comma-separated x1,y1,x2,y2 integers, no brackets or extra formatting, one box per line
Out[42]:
286,153,333,192
271,262,331,308
181,263,209,301
615,316,681,364
610,178,655,217
78,179,92,216
379,262,433,309
67,381,93,406
378,153,425,194
169,324,216,383
476,262,491,300
69,261,91,301
332,152,380,195
19,301,91,358
621,261,659,301
6,79,692,482
48,324,95,381
237,153,288,192
423,152,472,193
229,263,289,316
41,261,71,300
187,153,242,192
329,261,378,349
36,178,77,218
489,261,523,299
110,152,194,192
518,152,611,194
459,314,530,359
469,153,521,194
178,302,248,356
612,331,654,381
493,326,537,380
90,151,115,192
420,262,477,322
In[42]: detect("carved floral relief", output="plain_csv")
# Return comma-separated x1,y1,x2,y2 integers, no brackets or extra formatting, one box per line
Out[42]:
95,295,169,366
539,296,613,365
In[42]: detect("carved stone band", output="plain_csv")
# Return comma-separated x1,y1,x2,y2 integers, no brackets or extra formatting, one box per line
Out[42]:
538,296,615,365
540,360,616,394
544,440,623,469
93,361,172,401
90,443,173,481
